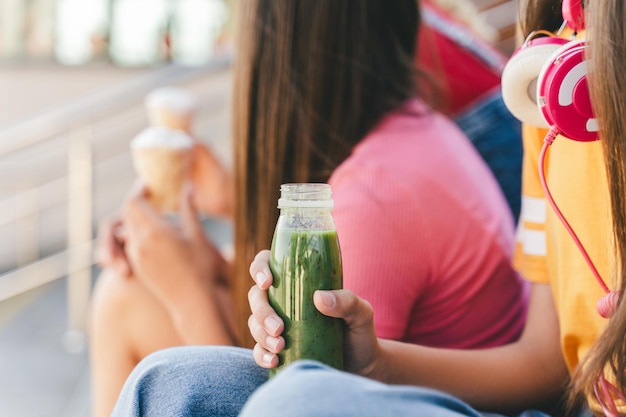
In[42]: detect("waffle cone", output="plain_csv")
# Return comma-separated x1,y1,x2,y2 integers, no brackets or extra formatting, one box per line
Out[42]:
132,147,192,212
147,107,194,133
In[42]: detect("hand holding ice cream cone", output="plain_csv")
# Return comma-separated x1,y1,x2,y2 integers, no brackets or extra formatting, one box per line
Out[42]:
142,86,233,218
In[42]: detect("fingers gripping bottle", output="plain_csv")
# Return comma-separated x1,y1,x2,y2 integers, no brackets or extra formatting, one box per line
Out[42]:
269,183,344,377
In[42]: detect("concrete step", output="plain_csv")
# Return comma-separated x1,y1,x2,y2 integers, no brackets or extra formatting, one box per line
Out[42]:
0,278,92,417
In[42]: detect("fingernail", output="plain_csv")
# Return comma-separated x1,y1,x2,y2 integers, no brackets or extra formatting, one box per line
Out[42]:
265,335,280,352
262,353,274,365
264,316,281,335
113,224,126,238
256,271,268,287
317,291,336,308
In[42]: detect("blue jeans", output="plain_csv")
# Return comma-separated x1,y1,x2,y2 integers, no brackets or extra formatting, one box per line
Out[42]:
110,346,577,417
454,91,523,225
110,346,268,417
240,360,561,417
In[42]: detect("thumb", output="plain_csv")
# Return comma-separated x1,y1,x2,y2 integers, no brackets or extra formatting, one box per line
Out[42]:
314,289,374,333
123,182,159,226
179,182,204,240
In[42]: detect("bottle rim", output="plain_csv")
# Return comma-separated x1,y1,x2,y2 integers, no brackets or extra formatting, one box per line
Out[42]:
278,183,333,208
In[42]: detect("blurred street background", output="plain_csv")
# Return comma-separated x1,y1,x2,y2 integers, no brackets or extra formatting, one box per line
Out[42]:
0,0,517,416
0,1,234,416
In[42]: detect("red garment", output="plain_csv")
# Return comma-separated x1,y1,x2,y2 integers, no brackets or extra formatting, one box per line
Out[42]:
329,99,529,348
417,1,507,115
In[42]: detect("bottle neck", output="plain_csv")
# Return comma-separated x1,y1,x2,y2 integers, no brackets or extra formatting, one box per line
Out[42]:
276,206,335,231
278,183,333,210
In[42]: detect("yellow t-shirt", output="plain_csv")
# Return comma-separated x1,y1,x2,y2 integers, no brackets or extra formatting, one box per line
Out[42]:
514,122,612,372
511,28,625,415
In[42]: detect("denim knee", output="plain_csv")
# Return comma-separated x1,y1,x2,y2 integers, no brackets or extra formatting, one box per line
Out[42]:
111,346,267,417
241,360,485,417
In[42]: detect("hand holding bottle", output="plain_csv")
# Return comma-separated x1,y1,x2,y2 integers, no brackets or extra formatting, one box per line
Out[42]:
248,250,382,378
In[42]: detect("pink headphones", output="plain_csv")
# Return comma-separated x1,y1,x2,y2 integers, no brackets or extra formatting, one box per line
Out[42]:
501,0,598,141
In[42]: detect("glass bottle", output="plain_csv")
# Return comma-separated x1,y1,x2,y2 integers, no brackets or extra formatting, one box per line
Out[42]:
268,183,344,377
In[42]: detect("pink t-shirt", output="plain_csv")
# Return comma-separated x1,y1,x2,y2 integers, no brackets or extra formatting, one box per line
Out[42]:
329,99,529,348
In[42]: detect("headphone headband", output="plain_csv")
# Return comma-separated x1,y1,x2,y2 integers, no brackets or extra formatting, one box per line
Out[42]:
562,0,585,32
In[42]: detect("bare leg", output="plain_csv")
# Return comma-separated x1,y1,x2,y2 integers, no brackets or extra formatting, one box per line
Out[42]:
88,268,181,417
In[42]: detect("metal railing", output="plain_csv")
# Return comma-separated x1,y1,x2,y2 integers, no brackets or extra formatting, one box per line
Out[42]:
0,55,232,351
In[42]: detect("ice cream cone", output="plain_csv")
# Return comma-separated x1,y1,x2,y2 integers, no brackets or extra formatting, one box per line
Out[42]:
144,86,197,133
130,126,194,212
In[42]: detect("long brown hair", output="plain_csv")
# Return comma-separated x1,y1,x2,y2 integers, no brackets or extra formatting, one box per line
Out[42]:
231,0,421,347
571,0,626,411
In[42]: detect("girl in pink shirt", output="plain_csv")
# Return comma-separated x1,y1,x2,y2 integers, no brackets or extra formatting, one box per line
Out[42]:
331,98,527,347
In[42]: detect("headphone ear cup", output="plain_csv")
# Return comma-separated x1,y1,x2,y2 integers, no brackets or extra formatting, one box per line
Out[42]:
537,40,598,142
501,40,568,128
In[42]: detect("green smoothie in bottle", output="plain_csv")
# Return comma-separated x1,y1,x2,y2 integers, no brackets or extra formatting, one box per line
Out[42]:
268,183,344,377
